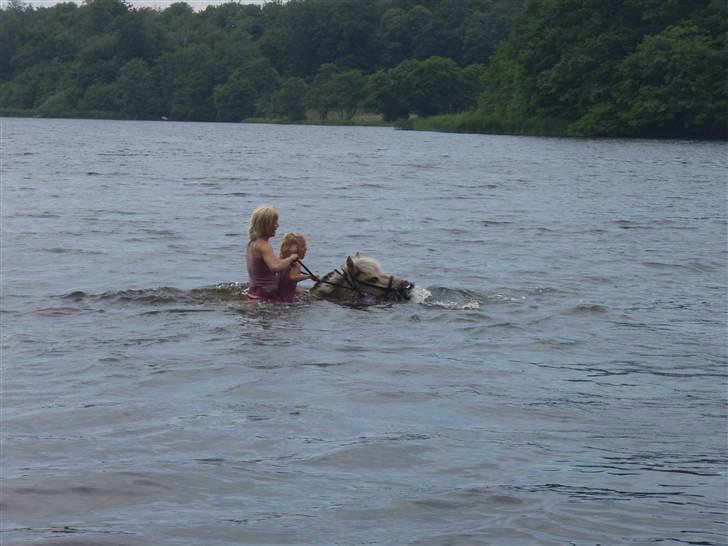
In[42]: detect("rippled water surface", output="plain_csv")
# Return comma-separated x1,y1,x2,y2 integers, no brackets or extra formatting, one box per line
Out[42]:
2,118,727,545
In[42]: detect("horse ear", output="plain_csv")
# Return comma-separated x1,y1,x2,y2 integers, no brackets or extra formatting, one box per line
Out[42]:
355,251,360,257
346,256,355,270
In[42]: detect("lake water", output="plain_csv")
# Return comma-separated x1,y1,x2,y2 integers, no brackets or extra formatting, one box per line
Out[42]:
1,117,726,546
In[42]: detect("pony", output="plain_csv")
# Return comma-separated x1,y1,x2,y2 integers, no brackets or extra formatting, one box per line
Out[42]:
309,253,415,303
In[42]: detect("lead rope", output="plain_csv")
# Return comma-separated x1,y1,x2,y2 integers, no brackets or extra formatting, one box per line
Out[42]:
298,260,360,295
297,259,317,279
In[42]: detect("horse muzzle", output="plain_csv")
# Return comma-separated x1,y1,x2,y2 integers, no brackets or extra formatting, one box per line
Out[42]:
397,280,415,300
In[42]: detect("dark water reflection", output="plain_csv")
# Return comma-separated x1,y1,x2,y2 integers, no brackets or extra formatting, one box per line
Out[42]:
1,118,726,545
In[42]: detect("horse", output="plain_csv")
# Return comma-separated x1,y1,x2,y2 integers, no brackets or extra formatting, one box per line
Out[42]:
309,253,415,303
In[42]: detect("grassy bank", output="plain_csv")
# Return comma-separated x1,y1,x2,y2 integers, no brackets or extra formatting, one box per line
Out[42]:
0,108,572,137
1,109,395,128
399,112,728,140
244,113,394,127
1,108,143,120
398,112,573,137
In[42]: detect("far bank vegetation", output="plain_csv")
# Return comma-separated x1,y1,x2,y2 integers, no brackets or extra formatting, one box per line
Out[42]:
1,0,725,139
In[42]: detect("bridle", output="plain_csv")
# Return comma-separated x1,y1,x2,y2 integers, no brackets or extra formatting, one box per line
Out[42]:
298,259,410,300
337,266,400,299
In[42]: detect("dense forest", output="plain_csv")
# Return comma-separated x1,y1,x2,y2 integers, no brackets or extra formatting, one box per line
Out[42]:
1,0,726,138
468,0,728,138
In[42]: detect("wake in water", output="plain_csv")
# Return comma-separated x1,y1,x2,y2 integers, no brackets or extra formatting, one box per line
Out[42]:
61,283,249,305
58,284,490,311
56,283,620,319
60,283,601,313
59,284,599,313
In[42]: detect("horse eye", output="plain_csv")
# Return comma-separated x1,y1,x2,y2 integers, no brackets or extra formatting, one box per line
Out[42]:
369,276,379,282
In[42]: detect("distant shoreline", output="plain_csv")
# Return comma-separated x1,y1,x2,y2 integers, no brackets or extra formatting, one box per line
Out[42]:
3,109,725,141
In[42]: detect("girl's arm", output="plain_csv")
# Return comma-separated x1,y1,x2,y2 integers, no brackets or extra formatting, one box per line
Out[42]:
257,240,297,272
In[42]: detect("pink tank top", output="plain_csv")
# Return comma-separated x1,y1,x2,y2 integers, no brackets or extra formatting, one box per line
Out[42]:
278,271,298,303
246,250,278,301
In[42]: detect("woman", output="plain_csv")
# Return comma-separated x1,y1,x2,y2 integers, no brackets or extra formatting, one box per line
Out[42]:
246,205,298,302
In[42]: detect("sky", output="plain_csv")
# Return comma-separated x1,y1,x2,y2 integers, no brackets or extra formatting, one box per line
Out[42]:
2,0,271,10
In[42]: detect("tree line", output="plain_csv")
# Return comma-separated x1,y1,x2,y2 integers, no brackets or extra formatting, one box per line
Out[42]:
1,0,725,138
0,0,519,122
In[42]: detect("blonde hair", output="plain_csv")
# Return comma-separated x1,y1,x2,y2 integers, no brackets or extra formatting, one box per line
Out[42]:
280,232,306,258
248,205,278,241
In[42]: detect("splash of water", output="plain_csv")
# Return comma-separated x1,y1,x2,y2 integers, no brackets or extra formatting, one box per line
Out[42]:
409,286,433,304
410,286,481,310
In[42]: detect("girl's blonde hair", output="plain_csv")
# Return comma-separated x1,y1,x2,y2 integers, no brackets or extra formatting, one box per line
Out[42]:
280,232,306,258
248,205,278,241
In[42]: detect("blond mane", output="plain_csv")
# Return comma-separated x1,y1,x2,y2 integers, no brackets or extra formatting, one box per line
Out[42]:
346,255,383,276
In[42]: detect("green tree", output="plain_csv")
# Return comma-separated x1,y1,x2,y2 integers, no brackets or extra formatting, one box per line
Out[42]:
0,0,524,125
478,43,530,123
270,76,308,120
201,1,263,38
241,57,281,97
213,57,280,121
365,68,410,121
160,2,202,50
214,74,255,121
116,57,157,118
80,0,130,36
116,10,156,61
307,64,367,120
0,1,27,80
76,33,122,87
478,0,725,138
329,69,367,119
0,77,34,109
462,11,509,65
78,81,119,112
376,6,441,65
612,24,728,137
326,0,382,72
213,31,260,82
460,63,486,111
306,63,338,120
169,69,215,120
406,6,443,60
377,8,409,67
154,44,214,120
0,61,65,109
35,84,80,115
255,2,293,75
394,56,464,117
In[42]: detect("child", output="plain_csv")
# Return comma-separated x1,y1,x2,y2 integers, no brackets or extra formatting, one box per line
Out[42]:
246,206,298,302
278,232,318,303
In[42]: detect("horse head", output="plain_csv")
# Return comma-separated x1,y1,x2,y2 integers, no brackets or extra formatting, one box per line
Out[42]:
311,253,414,302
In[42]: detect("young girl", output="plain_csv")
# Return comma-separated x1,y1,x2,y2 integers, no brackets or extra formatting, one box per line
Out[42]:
278,232,318,303
246,206,298,302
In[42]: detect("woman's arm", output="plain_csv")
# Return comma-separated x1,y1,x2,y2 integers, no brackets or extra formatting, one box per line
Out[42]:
256,240,297,272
